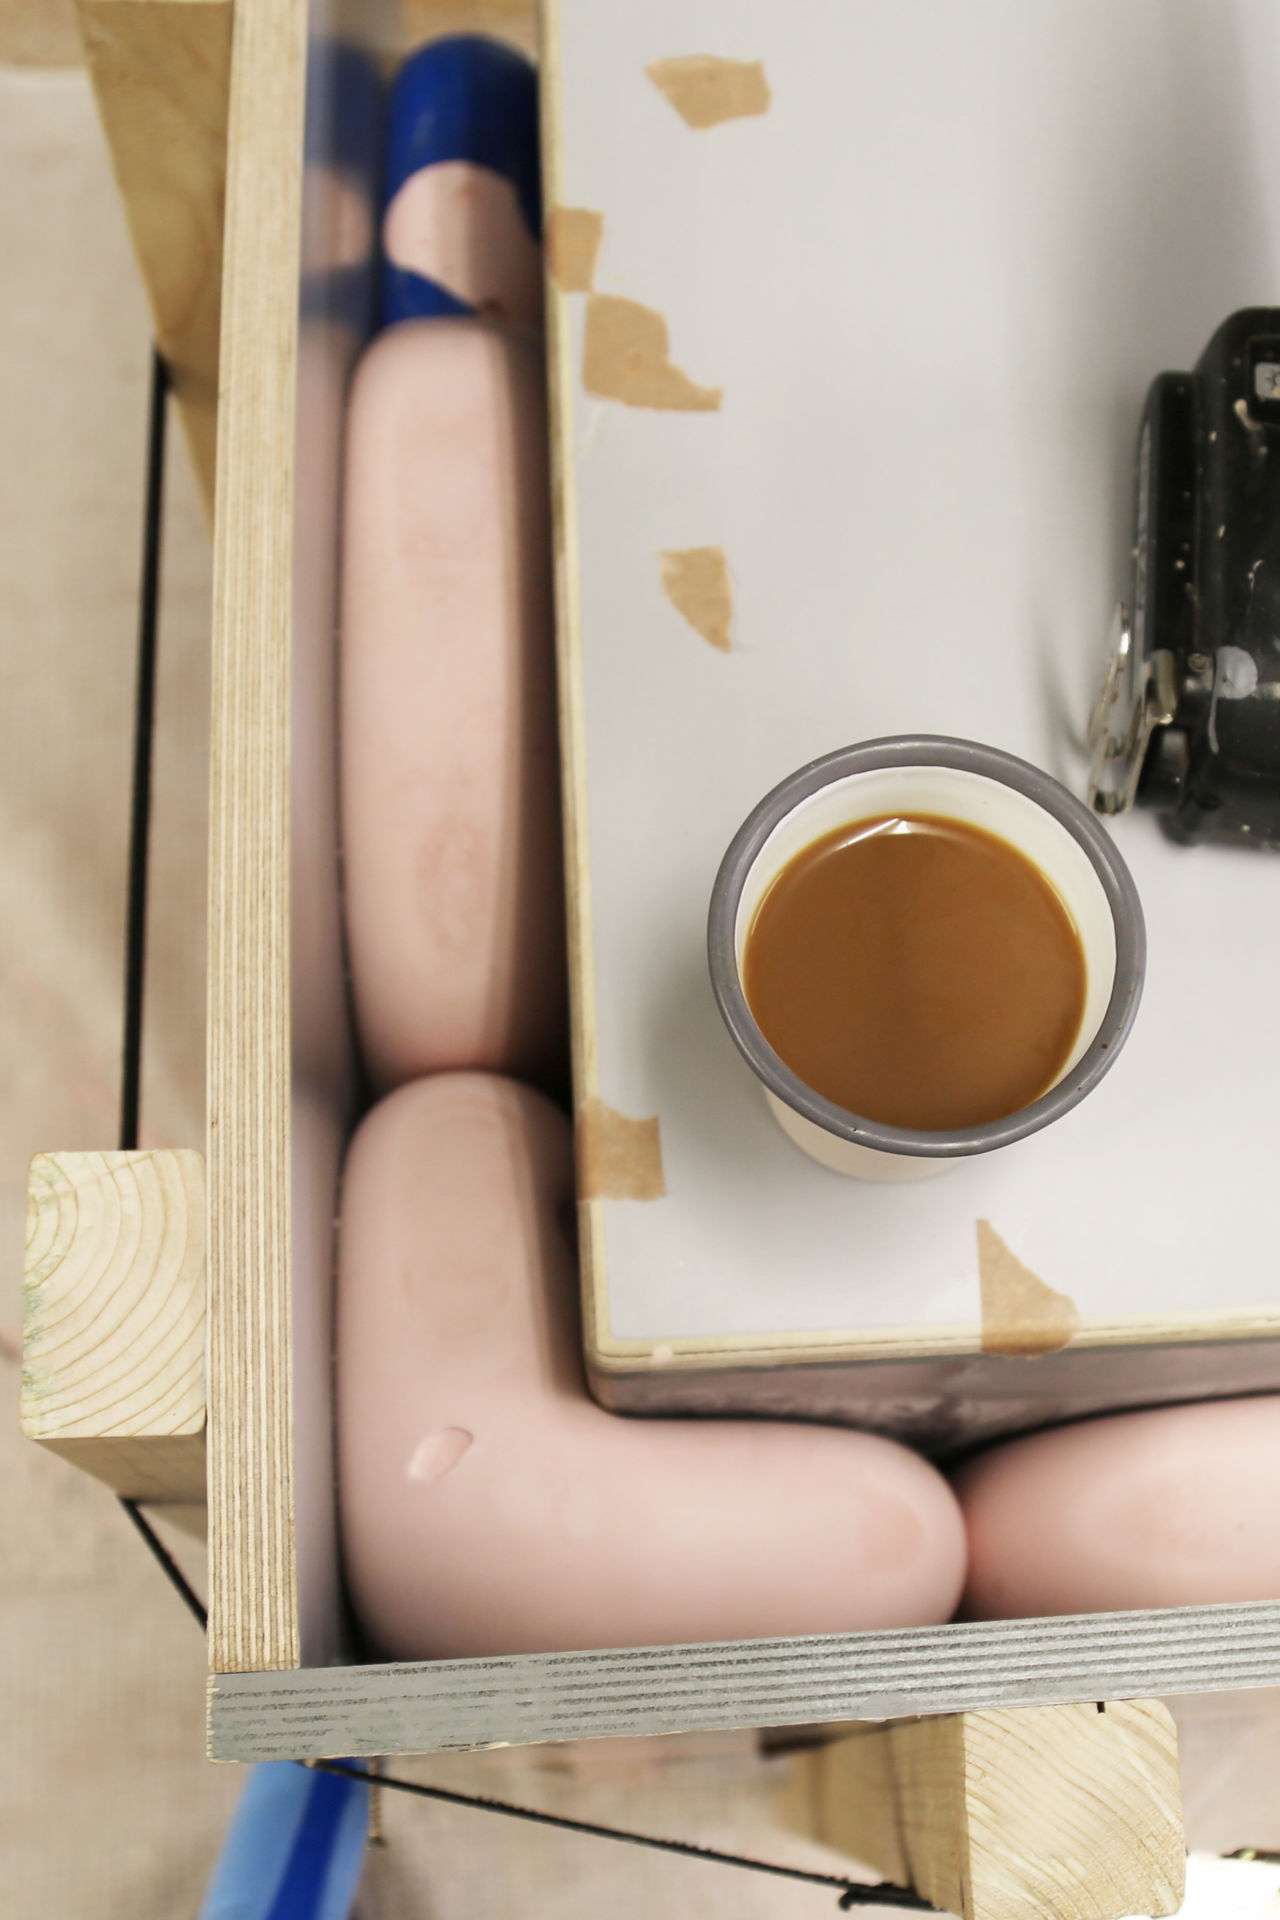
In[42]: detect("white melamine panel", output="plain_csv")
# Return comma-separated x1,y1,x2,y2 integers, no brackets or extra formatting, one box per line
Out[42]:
550,0,1280,1352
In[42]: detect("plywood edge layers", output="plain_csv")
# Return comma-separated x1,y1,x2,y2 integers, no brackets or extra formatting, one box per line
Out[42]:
538,0,611,1353
206,0,308,1674
207,1598,1280,1761
586,1310,1280,1371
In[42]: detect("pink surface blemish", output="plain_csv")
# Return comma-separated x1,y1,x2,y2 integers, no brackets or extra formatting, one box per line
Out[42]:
415,811,490,959
407,1427,474,1485
858,1493,928,1572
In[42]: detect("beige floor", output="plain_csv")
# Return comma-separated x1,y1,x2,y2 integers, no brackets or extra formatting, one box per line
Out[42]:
0,41,238,1920
6,20,1280,1920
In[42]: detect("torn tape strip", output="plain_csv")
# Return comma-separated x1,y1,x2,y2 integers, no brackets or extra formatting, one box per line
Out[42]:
978,1218,1080,1356
578,1098,667,1201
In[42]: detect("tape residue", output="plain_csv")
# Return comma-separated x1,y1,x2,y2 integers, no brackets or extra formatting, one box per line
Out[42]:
546,206,604,292
646,54,771,129
578,1098,667,1201
583,294,722,411
977,1218,1079,1356
660,547,733,650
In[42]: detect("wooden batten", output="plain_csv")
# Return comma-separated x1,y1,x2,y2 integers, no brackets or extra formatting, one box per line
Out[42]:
75,0,232,520
21,1151,207,1521
797,1703,1185,1920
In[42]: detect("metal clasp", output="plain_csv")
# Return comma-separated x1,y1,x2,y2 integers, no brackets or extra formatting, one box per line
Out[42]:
1087,603,1178,815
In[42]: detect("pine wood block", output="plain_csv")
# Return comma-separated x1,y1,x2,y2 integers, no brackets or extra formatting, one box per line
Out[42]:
801,1701,1185,1920
21,1151,207,1510
75,0,232,520
786,1721,910,1888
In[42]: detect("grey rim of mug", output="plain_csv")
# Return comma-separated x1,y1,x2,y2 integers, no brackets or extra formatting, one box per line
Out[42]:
707,736,1147,1160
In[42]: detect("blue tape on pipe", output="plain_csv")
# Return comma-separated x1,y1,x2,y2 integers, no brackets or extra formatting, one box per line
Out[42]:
381,35,541,327
200,1762,370,1920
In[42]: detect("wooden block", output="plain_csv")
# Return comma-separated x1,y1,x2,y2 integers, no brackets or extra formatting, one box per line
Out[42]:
801,1702,1185,1920
783,1731,910,1885
792,1724,910,1888
75,0,232,520
21,1151,206,1510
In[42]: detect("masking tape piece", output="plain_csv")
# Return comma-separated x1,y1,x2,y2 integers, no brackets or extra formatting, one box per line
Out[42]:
579,1099,667,1201
547,206,604,292
978,1218,1080,1355
646,55,771,130
660,547,733,650
583,294,722,412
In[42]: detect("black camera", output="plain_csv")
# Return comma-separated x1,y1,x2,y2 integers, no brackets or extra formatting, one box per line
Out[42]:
1089,308,1280,845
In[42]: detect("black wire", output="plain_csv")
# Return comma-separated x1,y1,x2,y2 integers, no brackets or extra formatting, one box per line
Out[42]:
109,344,931,1908
120,1497,209,1629
308,1759,936,1911
119,345,168,1160
114,345,212,1634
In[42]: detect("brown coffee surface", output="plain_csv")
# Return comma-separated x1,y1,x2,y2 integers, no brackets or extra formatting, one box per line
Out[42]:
743,814,1087,1131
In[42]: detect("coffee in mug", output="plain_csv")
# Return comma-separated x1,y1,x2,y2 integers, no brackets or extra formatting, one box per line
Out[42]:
708,738,1145,1180
742,813,1088,1133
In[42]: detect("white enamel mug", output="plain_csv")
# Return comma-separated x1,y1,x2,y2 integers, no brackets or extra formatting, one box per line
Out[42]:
707,738,1146,1180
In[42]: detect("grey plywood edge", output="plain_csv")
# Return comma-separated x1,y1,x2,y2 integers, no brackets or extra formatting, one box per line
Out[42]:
209,1601,1280,1761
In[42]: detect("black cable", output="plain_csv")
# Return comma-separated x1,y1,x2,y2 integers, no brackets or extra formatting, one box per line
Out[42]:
119,345,168,1160
308,1759,937,1911
114,344,212,1633
120,1497,209,1630
109,345,930,1908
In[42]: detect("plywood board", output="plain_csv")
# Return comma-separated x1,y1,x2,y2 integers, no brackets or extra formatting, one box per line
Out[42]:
209,1598,1280,1759
206,0,308,1675
542,0,1280,1425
